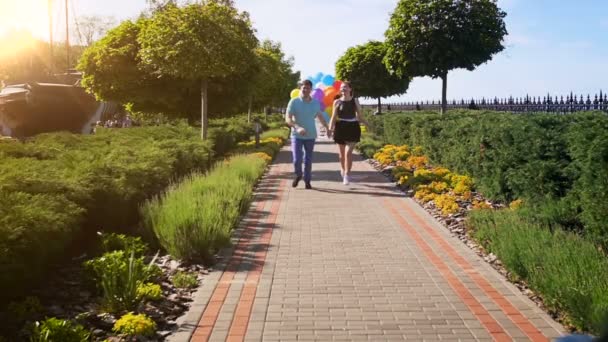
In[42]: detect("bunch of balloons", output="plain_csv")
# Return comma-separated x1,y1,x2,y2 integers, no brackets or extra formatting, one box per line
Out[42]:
289,72,343,122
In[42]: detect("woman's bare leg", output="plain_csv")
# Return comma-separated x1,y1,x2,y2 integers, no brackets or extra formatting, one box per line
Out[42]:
338,144,346,176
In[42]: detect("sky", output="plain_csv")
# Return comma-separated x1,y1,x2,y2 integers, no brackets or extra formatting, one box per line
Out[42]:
1,0,607,103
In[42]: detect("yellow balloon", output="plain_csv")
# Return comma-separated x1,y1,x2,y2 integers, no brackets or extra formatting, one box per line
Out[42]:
290,89,300,99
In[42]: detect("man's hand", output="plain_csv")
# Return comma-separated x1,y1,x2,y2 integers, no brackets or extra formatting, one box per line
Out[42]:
296,126,307,136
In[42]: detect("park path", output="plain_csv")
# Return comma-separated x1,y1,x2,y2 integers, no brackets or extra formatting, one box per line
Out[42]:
170,136,564,342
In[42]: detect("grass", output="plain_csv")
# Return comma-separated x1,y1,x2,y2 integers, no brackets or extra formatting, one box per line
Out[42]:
140,154,268,263
469,208,608,333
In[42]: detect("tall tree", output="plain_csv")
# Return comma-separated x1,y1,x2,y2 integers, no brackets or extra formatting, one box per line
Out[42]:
384,0,507,114
78,20,198,117
335,40,410,114
138,1,258,139
74,15,117,47
248,40,299,118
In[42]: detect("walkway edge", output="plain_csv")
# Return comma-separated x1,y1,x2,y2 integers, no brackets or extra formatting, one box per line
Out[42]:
167,161,284,342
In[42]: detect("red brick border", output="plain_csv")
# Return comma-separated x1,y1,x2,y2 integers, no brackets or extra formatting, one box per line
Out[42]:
190,165,285,342
226,179,286,340
385,200,514,341
398,200,549,342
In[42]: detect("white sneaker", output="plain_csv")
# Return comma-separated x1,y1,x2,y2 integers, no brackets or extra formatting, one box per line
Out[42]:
343,175,350,185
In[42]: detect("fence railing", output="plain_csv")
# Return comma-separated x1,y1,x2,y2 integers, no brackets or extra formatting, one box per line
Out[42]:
361,91,608,114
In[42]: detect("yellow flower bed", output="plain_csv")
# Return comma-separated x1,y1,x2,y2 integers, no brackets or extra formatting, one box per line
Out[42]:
434,193,460,215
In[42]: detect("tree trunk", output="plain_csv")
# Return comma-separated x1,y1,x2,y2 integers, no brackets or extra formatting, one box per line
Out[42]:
201,79,208,140
441,72,448,115
247,96,253,123
377,97,382,114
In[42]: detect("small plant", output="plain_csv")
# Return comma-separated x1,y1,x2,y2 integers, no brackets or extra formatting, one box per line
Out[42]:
84,251,159,313
29,317,90,342
171,271,198,289
113,312,156,337
136,283,162,301
99,232,148,256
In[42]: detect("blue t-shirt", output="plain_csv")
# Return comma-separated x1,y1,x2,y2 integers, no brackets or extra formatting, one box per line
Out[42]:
287,97,321,140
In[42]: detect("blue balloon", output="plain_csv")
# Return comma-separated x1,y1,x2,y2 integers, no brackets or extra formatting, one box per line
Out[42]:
322,74,335,86
314,72,324,83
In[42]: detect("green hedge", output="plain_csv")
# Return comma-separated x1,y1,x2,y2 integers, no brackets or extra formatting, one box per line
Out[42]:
369,110,608,248
0,117,266,303
141,128,288,263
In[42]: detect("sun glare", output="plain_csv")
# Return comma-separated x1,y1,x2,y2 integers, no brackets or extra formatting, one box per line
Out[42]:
0,0,51,40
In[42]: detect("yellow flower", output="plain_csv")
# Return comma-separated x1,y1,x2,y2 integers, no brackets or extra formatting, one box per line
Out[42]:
434,193,459,215
509,199,523,210
472,200,492,210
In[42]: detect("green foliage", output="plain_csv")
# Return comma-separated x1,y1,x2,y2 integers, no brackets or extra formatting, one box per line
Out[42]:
6,297,43,325
369,110,608,248
0,115,263,304
140,154,269,263
250,40,300,110
112,312,156,337
171,271,199,289
78,19,195,118
29,318,90,342
136,283,163,301
83,250,159,313
100,233,148,257
384,0,507,111
385,0,507,79
0,192,84,303
335,40,410,101
469,209,608,333
139,1,258,137
356,134,384,159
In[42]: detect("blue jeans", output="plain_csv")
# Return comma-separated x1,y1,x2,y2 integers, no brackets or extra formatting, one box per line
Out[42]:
291,138,315,182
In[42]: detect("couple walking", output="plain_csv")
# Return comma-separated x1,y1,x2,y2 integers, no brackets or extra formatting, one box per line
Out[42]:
285,79,369,189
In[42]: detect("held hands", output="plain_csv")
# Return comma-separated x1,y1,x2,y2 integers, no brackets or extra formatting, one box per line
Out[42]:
296,126,307,136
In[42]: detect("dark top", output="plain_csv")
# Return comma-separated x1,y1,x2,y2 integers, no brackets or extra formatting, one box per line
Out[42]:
336,98,357,120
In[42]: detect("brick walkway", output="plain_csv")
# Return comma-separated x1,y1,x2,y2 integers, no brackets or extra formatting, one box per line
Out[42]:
170,137,565,342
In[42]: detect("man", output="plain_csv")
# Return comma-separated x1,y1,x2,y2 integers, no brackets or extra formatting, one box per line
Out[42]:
285,80,330,189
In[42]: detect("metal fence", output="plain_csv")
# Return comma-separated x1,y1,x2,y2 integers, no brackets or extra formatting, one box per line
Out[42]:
361,91,608,114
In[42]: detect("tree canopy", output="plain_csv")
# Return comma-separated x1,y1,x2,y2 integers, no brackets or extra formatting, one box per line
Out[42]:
335,40,410,112
384,0,507,113
78,1,298,138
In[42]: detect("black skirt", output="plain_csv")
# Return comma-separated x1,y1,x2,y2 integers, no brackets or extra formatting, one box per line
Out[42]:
333,120,361,145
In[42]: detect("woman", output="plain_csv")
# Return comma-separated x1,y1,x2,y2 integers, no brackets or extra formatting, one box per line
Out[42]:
328,81,369,185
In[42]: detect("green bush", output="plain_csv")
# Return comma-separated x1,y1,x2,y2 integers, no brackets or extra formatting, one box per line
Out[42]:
100,233,148,257
0,192,84,302
171,271,198,289
141,154,268,263
369,110,608,248
29,318,90,342
469,208,608,333
136,283,162,301
0,115,276,305
83,251,159,313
